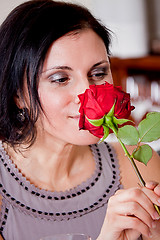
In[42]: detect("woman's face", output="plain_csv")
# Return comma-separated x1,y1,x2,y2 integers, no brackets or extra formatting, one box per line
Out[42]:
38,29,113,145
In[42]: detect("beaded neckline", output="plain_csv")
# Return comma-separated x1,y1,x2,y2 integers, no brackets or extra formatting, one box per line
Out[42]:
0,141,102,198
0,141,121,222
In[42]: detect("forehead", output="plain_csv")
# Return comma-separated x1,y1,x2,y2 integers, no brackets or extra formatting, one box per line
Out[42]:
42,29,108,70
53,28,105,47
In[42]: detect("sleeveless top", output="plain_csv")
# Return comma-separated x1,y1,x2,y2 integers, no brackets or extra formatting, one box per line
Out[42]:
0,141,122,240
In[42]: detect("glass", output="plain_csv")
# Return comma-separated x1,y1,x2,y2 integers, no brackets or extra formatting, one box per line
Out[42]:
40,233,91,240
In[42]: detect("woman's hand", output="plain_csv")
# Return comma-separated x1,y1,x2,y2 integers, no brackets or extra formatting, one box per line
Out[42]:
98,183,160,240
142,182,160,240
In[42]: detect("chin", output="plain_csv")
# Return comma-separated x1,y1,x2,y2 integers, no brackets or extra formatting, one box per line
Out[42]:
71,130,100,146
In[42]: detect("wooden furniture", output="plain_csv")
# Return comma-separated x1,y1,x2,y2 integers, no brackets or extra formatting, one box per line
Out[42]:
110,55,160,126
110,55,160,91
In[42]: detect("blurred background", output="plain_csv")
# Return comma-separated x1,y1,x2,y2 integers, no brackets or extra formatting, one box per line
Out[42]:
1,0,160,57
1,0,160,151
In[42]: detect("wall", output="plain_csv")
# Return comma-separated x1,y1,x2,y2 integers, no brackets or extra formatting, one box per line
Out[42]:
0,0,160,58
0,0,29,23
91,0,148,57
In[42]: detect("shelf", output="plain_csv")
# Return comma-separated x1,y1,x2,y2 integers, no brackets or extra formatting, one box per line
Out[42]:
110,55,160,90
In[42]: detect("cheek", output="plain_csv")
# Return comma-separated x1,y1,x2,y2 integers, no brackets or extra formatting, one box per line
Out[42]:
108,70,113,84
39,91,67,118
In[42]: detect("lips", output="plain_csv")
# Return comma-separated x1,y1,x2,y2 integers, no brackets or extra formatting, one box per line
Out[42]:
69,115,80,119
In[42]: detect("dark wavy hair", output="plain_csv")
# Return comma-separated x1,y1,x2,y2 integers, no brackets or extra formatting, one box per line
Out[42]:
0,0,112,147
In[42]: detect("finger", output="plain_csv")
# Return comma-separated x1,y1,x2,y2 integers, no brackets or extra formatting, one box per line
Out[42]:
111,214,152,238
145,181,159,190
142,187,160,207
124,215,152,238
109,201,154,229
112,188,160,221
107,190,155,238
145,181,160,196
154,185,160,196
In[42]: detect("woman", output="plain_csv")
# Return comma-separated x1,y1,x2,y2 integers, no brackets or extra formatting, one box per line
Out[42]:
0,1,160,239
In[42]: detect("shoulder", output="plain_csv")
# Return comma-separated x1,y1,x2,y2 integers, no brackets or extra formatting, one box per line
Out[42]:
110,141,160,189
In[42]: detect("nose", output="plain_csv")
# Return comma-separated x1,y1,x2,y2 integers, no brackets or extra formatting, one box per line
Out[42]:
74,78,90,104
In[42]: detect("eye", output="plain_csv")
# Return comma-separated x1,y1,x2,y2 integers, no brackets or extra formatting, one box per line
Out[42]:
48,72,69,85
88,66,108,83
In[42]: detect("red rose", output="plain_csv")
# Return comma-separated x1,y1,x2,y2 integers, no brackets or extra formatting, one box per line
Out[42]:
78,82,134,138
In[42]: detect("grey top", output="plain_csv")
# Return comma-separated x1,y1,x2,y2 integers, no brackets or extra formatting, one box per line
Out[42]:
0,141,122,240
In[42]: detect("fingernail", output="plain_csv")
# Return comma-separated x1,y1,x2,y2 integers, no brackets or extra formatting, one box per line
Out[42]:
153,211,160,220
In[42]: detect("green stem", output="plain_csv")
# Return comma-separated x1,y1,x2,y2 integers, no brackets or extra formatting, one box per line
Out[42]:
110,125,160,215
111,126,145,186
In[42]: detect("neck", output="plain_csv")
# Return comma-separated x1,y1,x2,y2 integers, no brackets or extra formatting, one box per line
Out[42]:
4,137,95,192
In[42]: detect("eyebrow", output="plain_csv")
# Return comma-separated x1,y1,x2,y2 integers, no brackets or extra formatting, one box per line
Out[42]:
90,60,110,71
42,66,73,73
42,60,110,74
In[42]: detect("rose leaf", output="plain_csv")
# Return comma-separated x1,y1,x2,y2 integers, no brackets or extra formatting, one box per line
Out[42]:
133,144,152,165
138,112,160,142
117,125,139,145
